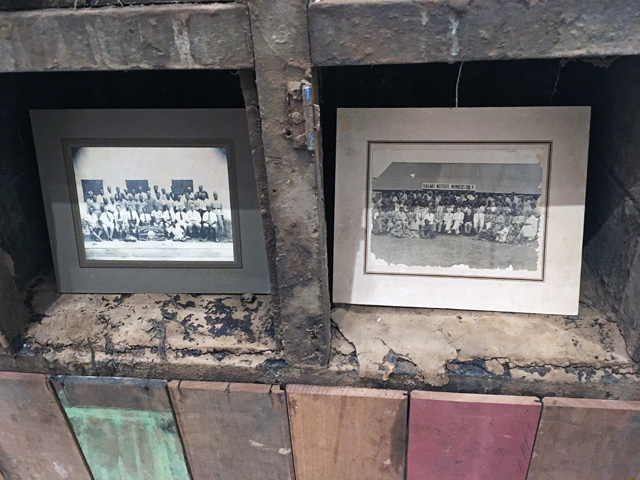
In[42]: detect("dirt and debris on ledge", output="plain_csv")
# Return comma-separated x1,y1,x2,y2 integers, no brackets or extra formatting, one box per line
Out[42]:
330,266,640,389
23,275,279,373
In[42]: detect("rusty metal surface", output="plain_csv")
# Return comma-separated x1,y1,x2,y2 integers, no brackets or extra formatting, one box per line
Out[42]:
0,3,253,72
247,0,331,366
309,0,640,66
239,69,282,342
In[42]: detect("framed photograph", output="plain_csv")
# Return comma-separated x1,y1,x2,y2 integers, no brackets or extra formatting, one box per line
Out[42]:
334,107,591,315
31,110,270,294
63,139,241,269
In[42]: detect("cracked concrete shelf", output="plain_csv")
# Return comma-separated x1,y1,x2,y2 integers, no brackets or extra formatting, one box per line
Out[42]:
22,275,279,376
331,265,639,396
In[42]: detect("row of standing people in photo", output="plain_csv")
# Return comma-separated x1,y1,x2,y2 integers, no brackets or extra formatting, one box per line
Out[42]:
372,191,541,244
83,184,223,217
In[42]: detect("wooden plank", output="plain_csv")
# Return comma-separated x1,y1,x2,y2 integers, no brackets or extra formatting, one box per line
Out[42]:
527,397,640,480
168,381,295,480
287,384,408,480
0,0,233,11
407,391,541,480
309,0,640,67
54,376,190,480
0,372,92,480
0,3,253,72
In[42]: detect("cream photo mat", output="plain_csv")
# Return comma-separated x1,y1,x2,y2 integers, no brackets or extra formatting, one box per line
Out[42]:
333,107,590,315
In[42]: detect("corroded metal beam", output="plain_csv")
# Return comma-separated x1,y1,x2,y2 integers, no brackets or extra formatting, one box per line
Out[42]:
0,3,253,72
247,0,331,366
309,0,640,66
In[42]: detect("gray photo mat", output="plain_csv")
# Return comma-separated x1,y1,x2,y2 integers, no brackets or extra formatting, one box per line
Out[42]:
31,109,270,294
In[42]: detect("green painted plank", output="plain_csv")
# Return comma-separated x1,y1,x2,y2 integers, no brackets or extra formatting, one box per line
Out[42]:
55,376,190,480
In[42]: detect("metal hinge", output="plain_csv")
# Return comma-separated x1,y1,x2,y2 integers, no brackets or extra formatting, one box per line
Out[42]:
287,81,321,151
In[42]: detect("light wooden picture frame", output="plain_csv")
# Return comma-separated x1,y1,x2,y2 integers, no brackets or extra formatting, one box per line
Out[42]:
333,107,590,315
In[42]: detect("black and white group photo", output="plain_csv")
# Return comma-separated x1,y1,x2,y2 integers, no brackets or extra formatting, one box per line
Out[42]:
70,145,236,263
367,146,547,275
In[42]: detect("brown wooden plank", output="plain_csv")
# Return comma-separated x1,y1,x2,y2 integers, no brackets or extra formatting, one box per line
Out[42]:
407,391,541,480
527,397,640,480
168,380,295,480
287,384,408,480
0,372,91,480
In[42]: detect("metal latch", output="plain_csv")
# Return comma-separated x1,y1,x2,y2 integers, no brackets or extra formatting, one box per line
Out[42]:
287,81,320,151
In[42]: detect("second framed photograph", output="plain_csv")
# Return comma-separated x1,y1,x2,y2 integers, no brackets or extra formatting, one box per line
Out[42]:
334,107,591,315
31,109,270,294
367,142,549,281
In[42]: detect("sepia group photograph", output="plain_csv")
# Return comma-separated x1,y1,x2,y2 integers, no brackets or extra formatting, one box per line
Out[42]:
66,142,239,267
365,142,549,280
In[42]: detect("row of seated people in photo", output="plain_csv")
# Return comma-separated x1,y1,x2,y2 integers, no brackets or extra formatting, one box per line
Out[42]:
81,203,221,242
372,191,541,244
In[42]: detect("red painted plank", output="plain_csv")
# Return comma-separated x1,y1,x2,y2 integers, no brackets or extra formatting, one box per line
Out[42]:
407,391,541,480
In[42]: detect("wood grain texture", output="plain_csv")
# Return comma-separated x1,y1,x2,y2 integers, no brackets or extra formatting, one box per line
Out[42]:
407,391,541,480
309,0,640,67
527,397,640,480
54,376,190,480
0,372,91,480
168,381,295,480
287,385,408,480
0,3,253,72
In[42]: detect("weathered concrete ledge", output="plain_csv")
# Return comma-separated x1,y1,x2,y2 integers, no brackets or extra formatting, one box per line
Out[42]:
328,266,639,400
22,276,278,372
0,3,253,72
0,268,637,400
309,0,640,66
